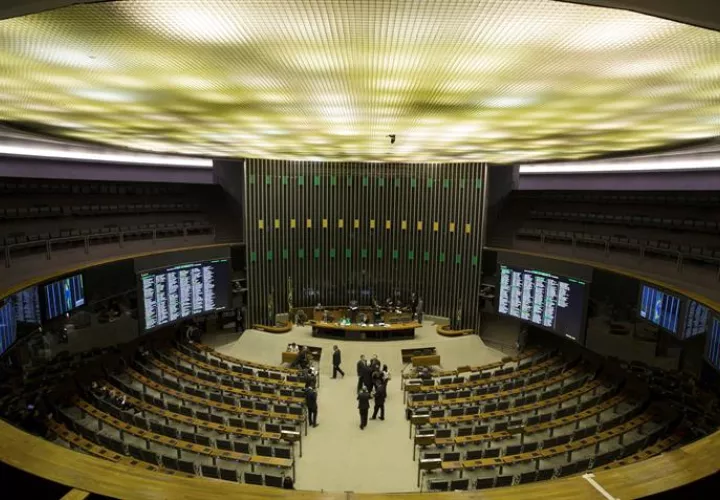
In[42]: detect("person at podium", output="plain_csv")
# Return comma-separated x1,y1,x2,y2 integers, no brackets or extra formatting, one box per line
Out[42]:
348,299,359,323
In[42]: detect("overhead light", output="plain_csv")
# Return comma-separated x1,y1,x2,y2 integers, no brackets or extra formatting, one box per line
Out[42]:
0,144,213,168
519,156,720,174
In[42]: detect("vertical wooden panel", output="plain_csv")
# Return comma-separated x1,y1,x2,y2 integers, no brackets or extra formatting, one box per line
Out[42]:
245,160,485,328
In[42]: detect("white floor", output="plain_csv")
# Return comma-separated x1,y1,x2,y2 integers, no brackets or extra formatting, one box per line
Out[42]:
204,321,505,493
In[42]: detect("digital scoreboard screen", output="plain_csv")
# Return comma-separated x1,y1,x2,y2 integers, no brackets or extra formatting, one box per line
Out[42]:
638,284,681,334
0,301,16,357
683,300,709,339
497,264,588,342
12,286,41,325
140,259,231,331
44,274,85,320
706,316,720,372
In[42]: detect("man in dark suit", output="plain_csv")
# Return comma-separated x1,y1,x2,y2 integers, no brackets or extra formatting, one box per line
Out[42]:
332,345,344,379
357,386,371,429
371,383,386,421
356,354,368,392
305,385,318,428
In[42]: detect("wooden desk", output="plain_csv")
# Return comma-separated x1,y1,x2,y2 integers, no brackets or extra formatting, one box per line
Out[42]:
147,357,305,405
47,419,195,479
171,349,306,389
401,347,437,364
194,343,301,375
448,393,626,447
411,355,441,367
408,365,584,409
311,320,421,341
406,356,562,393
110,385,287,442
429,379,604,426
74,398,293,469
128,368,304,424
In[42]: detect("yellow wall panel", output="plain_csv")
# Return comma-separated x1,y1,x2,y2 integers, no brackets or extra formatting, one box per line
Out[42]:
449,222,456,232
370,219,376,229
274,219,280,229
290,218,296,229
385,220,391,230
433,221,439,231
401,220,407,230
465,223,471,234
322,218,328,228
354,219,360,229
306,218,312,228
417,221,423,231
338,218,344,228
258,219,264,230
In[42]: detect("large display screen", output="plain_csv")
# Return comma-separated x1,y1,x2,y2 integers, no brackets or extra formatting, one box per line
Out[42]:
638,284,681,334
44,274,85,320
12,286,41,325
706,316,720,372
140,258,231,331
497,264,588,343
0,301,17,357
683,300,709,339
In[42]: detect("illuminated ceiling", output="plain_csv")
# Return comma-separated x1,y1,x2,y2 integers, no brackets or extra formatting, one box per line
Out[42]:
0,0,718,164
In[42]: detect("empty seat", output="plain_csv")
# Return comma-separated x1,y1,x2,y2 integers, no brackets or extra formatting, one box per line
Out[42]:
264,474,284,488
244,472,264,485
178,460,196,475
450,478,470,491
219,468,239,482
428,480,449,492
201,465,219,479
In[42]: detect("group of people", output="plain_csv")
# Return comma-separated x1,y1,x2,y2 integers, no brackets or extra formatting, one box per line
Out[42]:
356,354,390,429
91,381,135,413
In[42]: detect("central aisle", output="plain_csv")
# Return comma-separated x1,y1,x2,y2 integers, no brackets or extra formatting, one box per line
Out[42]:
207,323,504,493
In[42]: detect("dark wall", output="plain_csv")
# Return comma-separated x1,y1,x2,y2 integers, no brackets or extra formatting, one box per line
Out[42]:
133,246,231,273
245,160,486,327
212,159,246,238
519,170,720,191
0,156,213,184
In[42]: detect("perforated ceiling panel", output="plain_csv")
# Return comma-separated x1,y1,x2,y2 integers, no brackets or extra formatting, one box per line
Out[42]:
0,0,718,163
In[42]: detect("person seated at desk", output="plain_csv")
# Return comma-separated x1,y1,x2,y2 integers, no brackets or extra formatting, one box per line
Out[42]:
294,309,308,326
358,312,368,325
291,346,309,369
322,309,332,322
373,307,383,323
287,342,299,353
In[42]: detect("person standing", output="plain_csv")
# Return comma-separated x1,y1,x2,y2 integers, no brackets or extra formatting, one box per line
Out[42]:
371,383,386,421
357,386,371,429
356,354,368,392
305,385,318,428
332,345,345,379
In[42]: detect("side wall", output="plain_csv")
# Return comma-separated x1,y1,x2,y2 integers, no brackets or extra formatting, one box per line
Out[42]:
244,160,486,328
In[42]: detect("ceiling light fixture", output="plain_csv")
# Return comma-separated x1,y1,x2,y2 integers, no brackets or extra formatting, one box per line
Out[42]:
0,144,213,167
519,156,720,174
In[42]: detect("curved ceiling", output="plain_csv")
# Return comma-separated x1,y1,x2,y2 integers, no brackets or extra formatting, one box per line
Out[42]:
0,0,718,163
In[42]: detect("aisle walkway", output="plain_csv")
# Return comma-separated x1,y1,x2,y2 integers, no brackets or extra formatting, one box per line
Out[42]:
206,322,504,493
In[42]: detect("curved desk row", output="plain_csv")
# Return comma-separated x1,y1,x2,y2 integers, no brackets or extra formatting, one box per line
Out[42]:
1,244,719,499
310,320,422,341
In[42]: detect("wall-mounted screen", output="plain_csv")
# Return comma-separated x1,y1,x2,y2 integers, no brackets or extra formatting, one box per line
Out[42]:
706,316,720,372
12,286,41,325
44,274,85,320
683,300,709,339
140,258,231,331
497,264,589,343
0,300,17,357
638,284,681,334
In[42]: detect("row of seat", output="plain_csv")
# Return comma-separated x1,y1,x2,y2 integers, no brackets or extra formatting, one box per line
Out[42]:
0,179,192,196
187,342,301,376
408,360,578,407
513,191,720,207
131,363,305,422
108,376,300,440
145,356,305,405
0,203,201,220
529,210,720,234
51,419,290,486
405,353,563,394
516,228,720,264
2,221,213,248
166,348,306,389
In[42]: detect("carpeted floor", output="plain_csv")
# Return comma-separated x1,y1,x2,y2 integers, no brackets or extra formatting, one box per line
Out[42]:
205,321,504,493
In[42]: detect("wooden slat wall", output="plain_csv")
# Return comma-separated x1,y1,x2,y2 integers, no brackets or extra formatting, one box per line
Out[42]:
244,161,486,328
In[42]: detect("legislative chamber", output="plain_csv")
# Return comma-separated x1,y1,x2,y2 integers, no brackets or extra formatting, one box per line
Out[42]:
1,0,720,499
